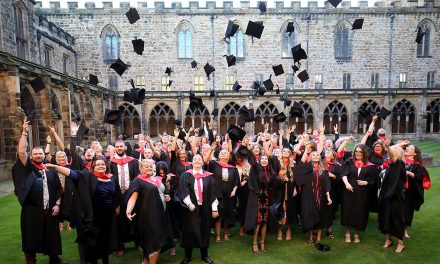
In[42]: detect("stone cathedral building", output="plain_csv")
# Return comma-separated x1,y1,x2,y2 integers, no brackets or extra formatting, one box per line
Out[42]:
0,0,439,172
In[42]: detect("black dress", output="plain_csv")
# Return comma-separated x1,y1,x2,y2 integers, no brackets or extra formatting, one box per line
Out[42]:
404,161,425,227
125,178,173,257
207,160,239,228
12,159,62,255
378,160,406,240
325,162,342,227
177,171,219,249
340,159,377,231
294,163,332,232
244,164,265,232
268,168,284,233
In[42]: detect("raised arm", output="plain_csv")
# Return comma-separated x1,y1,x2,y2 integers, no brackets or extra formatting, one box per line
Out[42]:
49,125,65,150
18,118,30,165
278,129,284,149
145,135,161,159
317,124,325,154
360,129,373,145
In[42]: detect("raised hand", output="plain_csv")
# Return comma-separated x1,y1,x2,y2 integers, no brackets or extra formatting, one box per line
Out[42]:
333,124,338,133
70,122,78,135
174,127,180,137
318,124,325,134
22,118,30,134
49,125,56,134
307,127,312,134
372,115,378,122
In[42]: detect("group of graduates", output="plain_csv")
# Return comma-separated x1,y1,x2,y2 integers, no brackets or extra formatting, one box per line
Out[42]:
12,114,430,264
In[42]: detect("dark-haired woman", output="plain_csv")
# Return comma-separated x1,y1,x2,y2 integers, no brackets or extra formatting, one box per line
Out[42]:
340,144,377,243
47,156,121,264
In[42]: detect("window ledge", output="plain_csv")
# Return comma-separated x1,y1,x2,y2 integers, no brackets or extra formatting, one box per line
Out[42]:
335,57,352,62
177,57,194,60
417,55,432,58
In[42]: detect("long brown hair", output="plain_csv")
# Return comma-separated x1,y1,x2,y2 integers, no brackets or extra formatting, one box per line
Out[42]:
352,143,369,163
413,146,423,166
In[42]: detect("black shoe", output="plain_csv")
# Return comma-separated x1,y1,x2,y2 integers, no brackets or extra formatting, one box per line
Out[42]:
180,257,192,264
315,241,331,251
201,256,215,264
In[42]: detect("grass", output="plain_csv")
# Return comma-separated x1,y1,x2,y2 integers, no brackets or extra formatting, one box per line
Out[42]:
1,141,439,264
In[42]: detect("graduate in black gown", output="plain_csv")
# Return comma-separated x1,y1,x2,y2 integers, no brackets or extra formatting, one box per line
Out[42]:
125,159,174,264
340,144,377,243
234,146,252,237
177,154,220,264
109,140,140,255
378,143,406,253
295,151,332,251
12,118,66,264
206,149,239,243
47,156,121,264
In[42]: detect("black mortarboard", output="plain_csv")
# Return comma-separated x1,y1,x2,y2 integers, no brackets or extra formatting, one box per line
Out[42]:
273,64,284,76
110,58,128,76
132,38,144,55
297,70,310,83
237,116,246,128
189,96,203,109
89,74,98,85
175,119,182,126
269,202,284,221
232,81,242,92
251,81,261,90
167,80,173,88
191,60,198,69
276,85,280,94
286,22,295,36
415,27,426,44
131,88,145,105
235,145,249,158
189,90,195,97
290,101,303,117
209,89,215,98
358,107,370,118
125,8,140,24
225,20,239,38
257,86,267,96
328,0,342,8
224,55,236,67
247,109,256,122
71,112,81,123
204,63,215,80
292,64,300,73
30,77,46,93
178,130,186,141
77,224,98,246
284,98,292,108
77,119,89,139
123,90,133,102
352,19,364,30
227,124,246,141
165,67,173,76
274,112,287,123
377,107,392,120
24,109,36,121
263,75,274,90
291,44,308,64
212,108,219,117
104,109,122,126
258,1,267,13
245,21,264,39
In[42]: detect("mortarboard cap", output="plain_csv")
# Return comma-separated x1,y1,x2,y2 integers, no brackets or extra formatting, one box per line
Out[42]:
245,21,264,39
352,19,364,30
251,81,261,90
212,108,219,117
225,20,239,38
204,63,215,80
297,70,310,83
292,64,300,73
286,22,295,36
227,124,246,141
209,89,215,98
123,90,133,102
257,86,267,96
104,109,122,126
30,77,46,93
232,81,242,92
224,55,236,67
284,98,292,108
191,60,198,69
237,116,246,127
377,107,392,120
131,88,145,105
71,112,81,123
273,64,284,76
258,1,267,13
189,90,195,97
269,203,285,221
178,130,187,141
24,109,37,121
132,38,145,55
235,145,250,158
125,8,140,24
89,74,98,85
110,58,128,76
167,80,173,88
165,67,173,76
290,101,303,117
77,119,89,140
276,85,280,95
358,107,370,119
328,0,342,8
291,44,308,64
175,119,182,126
274,112,287,123
415,27,425,44
189,96,203,109
263,75,274,90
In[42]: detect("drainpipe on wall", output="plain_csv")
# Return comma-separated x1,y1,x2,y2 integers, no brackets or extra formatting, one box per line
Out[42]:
210,15,218,130
305,14,311,90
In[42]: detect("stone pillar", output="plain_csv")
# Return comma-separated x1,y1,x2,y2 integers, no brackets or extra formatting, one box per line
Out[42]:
417,91,427,140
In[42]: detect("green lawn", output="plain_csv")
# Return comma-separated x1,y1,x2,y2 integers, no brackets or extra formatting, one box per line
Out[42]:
1,141,439,263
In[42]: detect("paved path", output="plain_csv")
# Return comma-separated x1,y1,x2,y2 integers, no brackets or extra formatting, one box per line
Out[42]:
0,180,14,198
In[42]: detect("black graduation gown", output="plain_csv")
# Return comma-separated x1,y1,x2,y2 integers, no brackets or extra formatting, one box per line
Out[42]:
110,158,140,245
294,163,332,232
326,163,342,225
244,164,264,232
340,159,376,231
268,169,284,233
208,160,239,227
125,178,173,257
367,149,386,213
285,164,299,226
177,171,219,248
12,159,62,255
70,170,121,261
404,162,425,226
378,160,406,240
